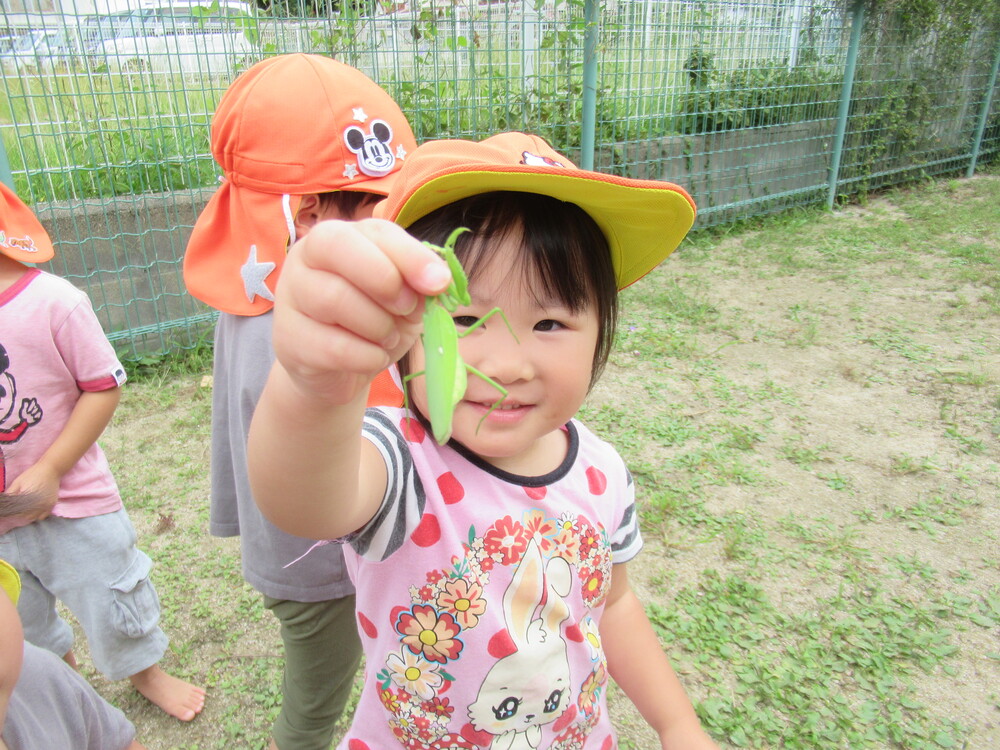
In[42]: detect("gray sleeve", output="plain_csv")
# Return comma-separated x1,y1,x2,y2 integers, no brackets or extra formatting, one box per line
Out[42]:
3,643,136,750
610,468,643,564
347,409,426,562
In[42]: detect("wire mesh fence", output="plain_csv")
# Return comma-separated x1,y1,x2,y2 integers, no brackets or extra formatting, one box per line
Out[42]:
1,0,998,359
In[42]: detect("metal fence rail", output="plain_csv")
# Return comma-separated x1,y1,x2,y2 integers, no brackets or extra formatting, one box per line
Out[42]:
1,0,998,359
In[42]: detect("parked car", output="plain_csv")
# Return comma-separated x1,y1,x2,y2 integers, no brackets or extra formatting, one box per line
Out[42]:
0,28,78,73
85,0,255,76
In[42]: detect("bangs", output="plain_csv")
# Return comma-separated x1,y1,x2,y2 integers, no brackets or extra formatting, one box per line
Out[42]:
454,195,606,316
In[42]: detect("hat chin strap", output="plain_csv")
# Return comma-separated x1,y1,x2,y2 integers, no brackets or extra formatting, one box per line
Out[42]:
282,194,296,246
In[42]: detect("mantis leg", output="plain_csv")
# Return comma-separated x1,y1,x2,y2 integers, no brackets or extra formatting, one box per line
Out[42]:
464,365,509,434
456,306,518,344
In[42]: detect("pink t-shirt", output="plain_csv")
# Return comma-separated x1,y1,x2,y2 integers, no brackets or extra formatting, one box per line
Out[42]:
339,408,642,749
0,268,127,533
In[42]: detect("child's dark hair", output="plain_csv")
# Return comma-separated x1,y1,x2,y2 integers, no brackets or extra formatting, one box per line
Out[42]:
403,190,618,389
316,190,380,218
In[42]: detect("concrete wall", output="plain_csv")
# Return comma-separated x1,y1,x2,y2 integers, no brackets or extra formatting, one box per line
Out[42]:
35,186,217,353
597,118,836,223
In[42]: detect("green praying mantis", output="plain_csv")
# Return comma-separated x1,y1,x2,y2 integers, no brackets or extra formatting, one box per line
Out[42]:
403,227,516,445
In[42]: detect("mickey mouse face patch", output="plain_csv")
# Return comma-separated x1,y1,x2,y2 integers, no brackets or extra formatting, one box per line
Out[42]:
344,117,397,178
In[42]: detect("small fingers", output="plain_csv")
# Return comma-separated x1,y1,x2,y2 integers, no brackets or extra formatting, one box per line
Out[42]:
287,262,404,350
271,219,452,402
292,219,451,317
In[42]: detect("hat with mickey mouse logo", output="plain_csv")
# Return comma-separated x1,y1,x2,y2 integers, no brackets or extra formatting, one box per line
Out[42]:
0,181,54,264
184,54,416,316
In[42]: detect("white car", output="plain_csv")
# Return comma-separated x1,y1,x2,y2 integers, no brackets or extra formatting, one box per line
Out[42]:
1,28,78,73
86,0,255,76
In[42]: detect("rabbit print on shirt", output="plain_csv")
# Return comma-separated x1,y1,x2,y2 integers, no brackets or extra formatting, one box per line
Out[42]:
466,539,573,749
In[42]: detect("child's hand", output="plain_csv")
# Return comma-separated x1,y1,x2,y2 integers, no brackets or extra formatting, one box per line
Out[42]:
272,218,452,405
5,463,60,523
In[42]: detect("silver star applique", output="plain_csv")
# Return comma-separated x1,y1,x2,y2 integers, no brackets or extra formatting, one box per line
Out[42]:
352,107,368,122
240,244,276,303
395,144,408,160
343,163,359,180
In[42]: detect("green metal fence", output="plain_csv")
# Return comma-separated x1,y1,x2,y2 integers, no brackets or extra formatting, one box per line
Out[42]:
2,0,998,360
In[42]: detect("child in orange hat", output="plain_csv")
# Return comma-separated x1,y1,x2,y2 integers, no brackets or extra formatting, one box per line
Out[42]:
0,182,206,722
183,53,417,750
0,557,146,749
247,132,720,749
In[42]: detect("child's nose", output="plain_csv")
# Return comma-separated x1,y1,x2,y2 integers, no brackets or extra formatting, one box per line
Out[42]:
469,324,533,385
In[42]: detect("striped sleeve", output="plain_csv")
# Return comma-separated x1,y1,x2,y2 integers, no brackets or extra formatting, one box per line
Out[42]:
610,468,642,564
348,409,426,562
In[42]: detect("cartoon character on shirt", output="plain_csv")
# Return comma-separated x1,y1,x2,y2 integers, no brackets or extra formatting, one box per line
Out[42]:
467,538,573,749
0,343,42,490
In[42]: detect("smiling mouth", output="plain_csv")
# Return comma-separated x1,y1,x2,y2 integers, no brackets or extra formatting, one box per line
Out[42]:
488,400,523,410
468,399,531,416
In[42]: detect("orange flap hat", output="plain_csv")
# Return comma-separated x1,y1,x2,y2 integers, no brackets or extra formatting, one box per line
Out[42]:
375,132,696,289
184,54,417,315
0,181,54,264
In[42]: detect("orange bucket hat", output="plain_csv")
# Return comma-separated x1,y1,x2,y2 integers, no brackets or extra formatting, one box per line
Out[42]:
184,54,417,316
375,132,696,290
0,181,54,264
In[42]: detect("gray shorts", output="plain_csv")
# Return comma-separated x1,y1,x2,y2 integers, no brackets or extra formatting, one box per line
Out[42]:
0,508,168,681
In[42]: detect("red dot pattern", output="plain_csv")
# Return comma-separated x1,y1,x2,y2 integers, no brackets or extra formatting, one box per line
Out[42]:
586,466,607,495
486,628,517,659
437,472,465,504
524,485,546,500
411,512,441,547
399,416,426,443
356,611,377,639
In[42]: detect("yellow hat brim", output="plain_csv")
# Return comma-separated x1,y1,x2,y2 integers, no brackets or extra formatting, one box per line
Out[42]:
0,559,20,605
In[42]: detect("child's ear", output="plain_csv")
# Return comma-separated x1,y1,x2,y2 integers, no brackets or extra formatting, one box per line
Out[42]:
294,194,323,237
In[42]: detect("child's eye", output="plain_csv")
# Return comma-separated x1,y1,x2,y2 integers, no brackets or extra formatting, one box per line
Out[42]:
534,319,564,332
453,315,478,329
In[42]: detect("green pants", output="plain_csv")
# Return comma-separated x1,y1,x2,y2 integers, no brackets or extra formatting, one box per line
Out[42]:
263,594,363,750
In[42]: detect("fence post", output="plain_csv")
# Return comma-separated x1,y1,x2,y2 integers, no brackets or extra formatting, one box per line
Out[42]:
966,35,1000,178
581,0,600,170
827,0,865,209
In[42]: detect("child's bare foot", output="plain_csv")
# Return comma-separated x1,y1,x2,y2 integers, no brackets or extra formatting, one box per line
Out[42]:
129,664,206,721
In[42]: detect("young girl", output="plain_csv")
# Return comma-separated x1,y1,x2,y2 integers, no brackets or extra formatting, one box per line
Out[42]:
248,132,720,750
